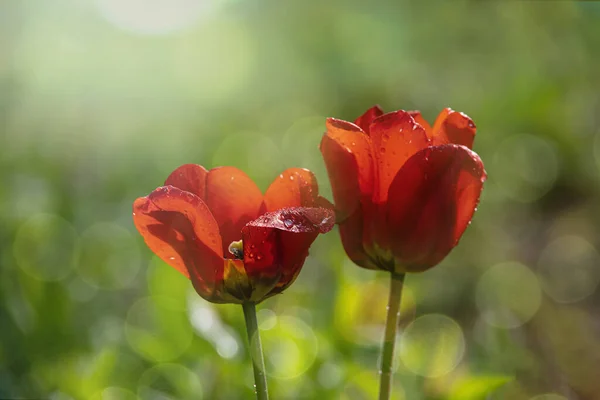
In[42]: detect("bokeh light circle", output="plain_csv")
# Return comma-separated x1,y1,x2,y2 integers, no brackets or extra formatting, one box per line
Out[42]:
476,262,542,329
398,314,465,378
260,315,318,380
125,296,193,362
317,362,343,389
537,235,600,303
257,308,278,331
13,213,79,281
138,363,203,399
493,134,558,202
77,222,141,290
216,334,239,359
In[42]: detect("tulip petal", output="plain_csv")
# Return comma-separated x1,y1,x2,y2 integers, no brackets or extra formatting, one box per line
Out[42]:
241,207,335,298
204,167,263,257
321,118,374,218
165,163,208,198
132,186,224,296
369,110,430,203
354,105,385,135
263,168,322,211
431,108,476,149
320,118,377,269
386,144,486,272
408,110,432,136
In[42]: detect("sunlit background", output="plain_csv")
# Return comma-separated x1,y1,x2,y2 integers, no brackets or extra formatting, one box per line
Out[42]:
1,1,600,399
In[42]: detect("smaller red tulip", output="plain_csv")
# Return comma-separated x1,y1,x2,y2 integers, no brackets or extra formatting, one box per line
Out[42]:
320,106,486,273
133,165,334,304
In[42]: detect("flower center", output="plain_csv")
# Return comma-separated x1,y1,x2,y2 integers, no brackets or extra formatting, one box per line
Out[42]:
228,240,244,260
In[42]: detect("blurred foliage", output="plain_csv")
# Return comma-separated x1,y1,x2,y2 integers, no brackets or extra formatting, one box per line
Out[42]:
1,0,600,399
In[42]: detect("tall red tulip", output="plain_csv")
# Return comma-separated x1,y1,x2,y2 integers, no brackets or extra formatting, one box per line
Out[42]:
320,106,486,273
133,164,334,304
321,106,486,400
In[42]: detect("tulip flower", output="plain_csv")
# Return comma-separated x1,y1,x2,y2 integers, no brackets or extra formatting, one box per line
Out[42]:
133,164,333,400
320,106,486,400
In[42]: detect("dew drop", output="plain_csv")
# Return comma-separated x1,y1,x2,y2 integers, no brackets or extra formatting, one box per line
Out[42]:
250,244,255,249
289,176,294,181
412,125,418,131
256,254,263,261
279,174,284,179
283,219,294,228
380,147,386,153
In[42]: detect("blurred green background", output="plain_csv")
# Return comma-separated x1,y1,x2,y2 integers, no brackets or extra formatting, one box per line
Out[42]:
1,0,600,399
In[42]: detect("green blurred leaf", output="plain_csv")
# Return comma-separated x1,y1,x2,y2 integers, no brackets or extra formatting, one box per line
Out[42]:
447,375,513,400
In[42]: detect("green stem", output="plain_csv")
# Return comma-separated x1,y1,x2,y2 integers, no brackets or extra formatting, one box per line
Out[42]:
242,302,269,400
378,272,406,400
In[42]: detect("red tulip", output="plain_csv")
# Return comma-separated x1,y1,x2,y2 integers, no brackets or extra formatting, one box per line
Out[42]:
133,165,334,304
320,106,486,273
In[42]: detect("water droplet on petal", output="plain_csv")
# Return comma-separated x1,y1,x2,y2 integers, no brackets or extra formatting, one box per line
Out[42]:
380,147,386,153
256,254,262,261
289,176,294,181
283,219,294,228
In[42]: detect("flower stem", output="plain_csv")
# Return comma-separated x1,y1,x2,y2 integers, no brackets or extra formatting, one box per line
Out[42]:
379,272,406,400
242,302,269,400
